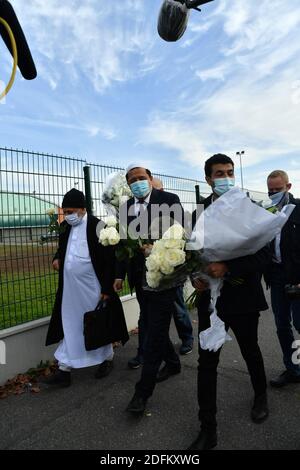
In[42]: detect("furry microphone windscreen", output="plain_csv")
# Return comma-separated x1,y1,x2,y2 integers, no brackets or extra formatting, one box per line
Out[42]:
157,0,190,42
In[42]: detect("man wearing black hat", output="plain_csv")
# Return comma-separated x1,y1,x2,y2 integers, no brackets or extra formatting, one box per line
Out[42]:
44,189,128,387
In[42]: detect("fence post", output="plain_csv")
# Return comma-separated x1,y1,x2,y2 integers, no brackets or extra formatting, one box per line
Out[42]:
83,166,93,215
195,185,201,205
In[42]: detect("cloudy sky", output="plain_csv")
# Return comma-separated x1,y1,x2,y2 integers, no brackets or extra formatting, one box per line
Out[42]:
1,0,300,195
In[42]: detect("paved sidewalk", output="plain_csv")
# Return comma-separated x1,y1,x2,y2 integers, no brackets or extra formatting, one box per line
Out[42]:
0,293,300,450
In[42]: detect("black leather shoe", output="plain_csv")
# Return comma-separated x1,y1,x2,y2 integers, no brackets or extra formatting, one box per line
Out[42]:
156,364,181,383
128,355,143,370
179,342,193,355
270,371,300,388
94,360,113,379
126,393,147,414
251,393,269,424
41,369,71,388
187,430,217,450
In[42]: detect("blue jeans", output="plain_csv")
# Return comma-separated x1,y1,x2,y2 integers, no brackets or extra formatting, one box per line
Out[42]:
173,286,194,345
270,264,300,375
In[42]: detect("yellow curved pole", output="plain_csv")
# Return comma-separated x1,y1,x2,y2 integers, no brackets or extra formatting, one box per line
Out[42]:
0,16,18,100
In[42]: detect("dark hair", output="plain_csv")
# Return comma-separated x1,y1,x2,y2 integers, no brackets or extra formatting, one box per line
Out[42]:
126,167,152,181
205,154,234,178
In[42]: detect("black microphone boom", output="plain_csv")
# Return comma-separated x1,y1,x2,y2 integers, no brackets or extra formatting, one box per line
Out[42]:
185,0,214,10
157,0,214,42
0,0,37,80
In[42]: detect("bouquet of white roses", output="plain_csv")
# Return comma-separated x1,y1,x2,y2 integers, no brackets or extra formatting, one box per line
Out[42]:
98,216,121,247
101,172,132,217
145,223,205,291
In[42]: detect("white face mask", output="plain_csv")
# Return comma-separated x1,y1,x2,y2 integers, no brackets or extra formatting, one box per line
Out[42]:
65,212,83,226
213,177,235,196
268,191,286,207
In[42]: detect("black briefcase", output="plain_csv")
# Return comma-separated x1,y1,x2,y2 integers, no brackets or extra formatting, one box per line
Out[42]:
285,284,300,300
83,297,129,351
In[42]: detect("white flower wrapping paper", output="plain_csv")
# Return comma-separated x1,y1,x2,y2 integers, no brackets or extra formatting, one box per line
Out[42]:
187,187,295,261
187,187,296,352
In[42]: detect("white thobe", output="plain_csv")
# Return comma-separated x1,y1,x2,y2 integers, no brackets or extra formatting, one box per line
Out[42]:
55,214,113,369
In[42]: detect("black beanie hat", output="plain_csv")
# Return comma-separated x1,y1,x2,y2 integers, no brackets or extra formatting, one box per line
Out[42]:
62,188,86,209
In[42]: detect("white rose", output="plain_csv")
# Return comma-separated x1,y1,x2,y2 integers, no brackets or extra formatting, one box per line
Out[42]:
151,239,165,254
106,227,120,245
160,260,175,275
151,246,166,264
100,238,109,247
106,216,117,227
162,224,185,240
146,254,161,272
110,196,119,207
46,208,55,216
151,242,166,263
163,238,185,250
120,195,130,205
165,248,186,267
99,228,109,246
146,271,163,288
124,187,132,197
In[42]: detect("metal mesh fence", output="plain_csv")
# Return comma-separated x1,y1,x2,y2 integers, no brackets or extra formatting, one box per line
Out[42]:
0,148,207,330
0,148,86,330
0,147,267,330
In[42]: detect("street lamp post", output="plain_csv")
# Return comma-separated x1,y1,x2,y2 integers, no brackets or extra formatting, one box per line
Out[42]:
236,151,245,190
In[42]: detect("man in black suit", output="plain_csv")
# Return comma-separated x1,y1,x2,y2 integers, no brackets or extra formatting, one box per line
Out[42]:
114,164,184,413
188,154,271,450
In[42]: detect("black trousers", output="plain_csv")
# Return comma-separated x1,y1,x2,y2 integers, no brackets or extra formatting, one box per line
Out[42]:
135,283,149,359
197,308,267,431
135,288,181,399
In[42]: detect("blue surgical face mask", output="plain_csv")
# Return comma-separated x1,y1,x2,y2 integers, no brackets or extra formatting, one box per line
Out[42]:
65,212,83,226
213,177,235,196
268,191,286,206
130,180,151,199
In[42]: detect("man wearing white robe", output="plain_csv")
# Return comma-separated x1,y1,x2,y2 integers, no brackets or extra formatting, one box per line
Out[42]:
44,189,128,387
55,211,113,372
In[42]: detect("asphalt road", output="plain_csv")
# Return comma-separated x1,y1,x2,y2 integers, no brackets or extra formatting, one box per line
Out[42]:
0,290,300,451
